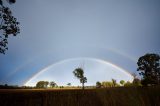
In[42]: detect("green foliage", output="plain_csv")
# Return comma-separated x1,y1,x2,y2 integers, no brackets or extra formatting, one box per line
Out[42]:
7,0,16,4
73,68,84,79
36,81,49,88
132,78,142,86
96,81,101,88
100,79,119,88
73,67,87,89
101,81,113,87
0,0,16,5
49,81,57,88
120,80,125,86
124,81,132,87
80,77,87,84
1,86,160,106
137,53,160,86
0,0,20,54
67,83,71,86
112,79,117,87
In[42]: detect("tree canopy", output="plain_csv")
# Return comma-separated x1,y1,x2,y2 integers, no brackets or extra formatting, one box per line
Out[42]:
36,81,49,88
120,80,125,86
137,53,160,85
0,0,20,54
73,67,87,89
49,81,57,88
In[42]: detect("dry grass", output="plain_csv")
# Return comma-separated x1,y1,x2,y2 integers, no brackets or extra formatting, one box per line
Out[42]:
0,86,160,106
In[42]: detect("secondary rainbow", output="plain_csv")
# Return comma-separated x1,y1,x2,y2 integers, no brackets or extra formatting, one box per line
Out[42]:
24,57,133,86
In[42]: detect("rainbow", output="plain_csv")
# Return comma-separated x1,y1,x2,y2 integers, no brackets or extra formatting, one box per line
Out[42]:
24,57,133,86
6,47,136,82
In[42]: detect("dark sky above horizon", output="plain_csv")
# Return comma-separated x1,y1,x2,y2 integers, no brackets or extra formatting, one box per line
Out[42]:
0,0,159,86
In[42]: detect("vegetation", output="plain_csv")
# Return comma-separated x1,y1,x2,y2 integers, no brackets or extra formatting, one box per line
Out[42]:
67,83,71,86
132,78,142,86
0,0,20,54
101,81,114,87
112,79,117,87
0,53,160,105
73,67,87,90
0,86,160,106
49,81,57,88
96,81,101,88
137,53,160,86
0,0,16,4
36,81,49,88
124,81,133,87
120,80,125,86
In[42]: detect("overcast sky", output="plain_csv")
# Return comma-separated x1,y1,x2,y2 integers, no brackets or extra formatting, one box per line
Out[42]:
0,0,159,86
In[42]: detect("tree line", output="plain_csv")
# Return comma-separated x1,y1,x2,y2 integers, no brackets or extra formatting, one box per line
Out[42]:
35,53,160,89
0,53,159,89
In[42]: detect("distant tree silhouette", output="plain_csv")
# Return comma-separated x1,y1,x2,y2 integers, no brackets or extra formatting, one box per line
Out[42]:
96,81,101,88
124,81,132,87
49,81,57,88
120,80,125,86
36,81,49,88
137,53,160,86
67,83,71,86
0,0,20,54
101,81,113,87
73,67,87,90
112,79,117,87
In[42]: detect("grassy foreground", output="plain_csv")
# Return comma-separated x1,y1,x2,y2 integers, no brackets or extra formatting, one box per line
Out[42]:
0,86,160,106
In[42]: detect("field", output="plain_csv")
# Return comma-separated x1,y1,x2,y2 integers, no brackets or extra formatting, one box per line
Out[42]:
0,86,160,106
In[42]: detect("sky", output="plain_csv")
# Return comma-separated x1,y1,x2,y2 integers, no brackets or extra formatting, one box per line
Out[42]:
0,0,160,86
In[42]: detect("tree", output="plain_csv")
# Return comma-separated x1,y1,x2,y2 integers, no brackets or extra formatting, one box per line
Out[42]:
67,83,71,86
101,81,113,88
132,78,142,86
80,77,87,88
96,81,101,88
124,81,132,87
0,0,20,54
120,80,125,86
0,0,16,5
112,79,117,87
132,73,137,79
73,67,87,90
36,81,49,88
137,53,160,86
7,0,16,4
50,81,57,88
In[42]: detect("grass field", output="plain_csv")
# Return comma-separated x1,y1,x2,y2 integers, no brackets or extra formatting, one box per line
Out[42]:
0,86,160,106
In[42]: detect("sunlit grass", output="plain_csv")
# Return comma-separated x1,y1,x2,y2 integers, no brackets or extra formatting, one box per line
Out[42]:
0,86,159,106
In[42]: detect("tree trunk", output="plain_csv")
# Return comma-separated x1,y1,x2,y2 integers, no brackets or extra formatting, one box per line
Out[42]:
82,83,84,90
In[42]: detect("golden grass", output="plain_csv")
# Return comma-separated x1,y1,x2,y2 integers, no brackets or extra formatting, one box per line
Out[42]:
0,86,160,106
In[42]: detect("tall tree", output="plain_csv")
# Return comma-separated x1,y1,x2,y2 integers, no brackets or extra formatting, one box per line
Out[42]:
73,67,87,90
137,53,160,86
0,0,20,54
112,79,117,87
